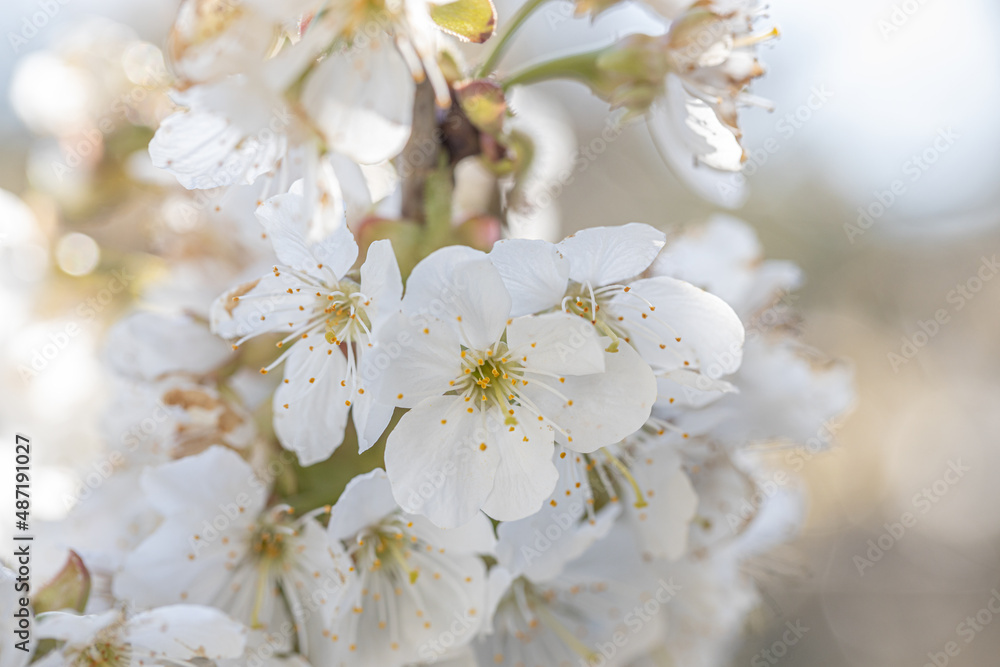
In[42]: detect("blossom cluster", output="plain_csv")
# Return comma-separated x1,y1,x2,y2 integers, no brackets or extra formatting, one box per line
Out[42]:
2,0,852,666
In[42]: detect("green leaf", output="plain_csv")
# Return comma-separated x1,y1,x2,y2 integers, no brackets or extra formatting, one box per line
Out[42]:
34,551,90,614
430,0,497,44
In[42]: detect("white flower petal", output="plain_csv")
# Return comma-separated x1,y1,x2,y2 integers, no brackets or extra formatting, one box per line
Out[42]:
325,152,376,228
308,227,360,282
150,82,287,190
646,75,747,209
724,485,805,558
385,397,501,528
556,223,665,286
360,239,403,331
403,255,511,350
480,408,558,522
371,313,461,408
113,515,233,608
450,259,513,350
327,469,400,542
301,39,414,164
139,445,265,517
126,605,247,660
614,276,744,376
482,565,514,629
211,275,315,341
489,239,568,316
351,388,395,454
321,550,486,666
256,192,358,278
254,190,320,269
420,647,479,667
705,335,854,448
650,214,762,308
644,0,697,18
104,312,232,381
400,245,486,320
496,503,618,582
272,344,351,465
169,9,276,84
35,610,118,644
656,369,736,409
519,340,656,453
506,312,604,377
740,260,802,320
627,445,697,560
406,513,497,556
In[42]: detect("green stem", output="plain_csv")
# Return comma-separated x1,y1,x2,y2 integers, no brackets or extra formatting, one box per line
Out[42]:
476,0,555,78
602,450,648,509
499,48,603,91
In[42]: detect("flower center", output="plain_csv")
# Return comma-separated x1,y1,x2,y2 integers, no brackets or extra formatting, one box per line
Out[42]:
452,343,525,415
495,578,599,662
69,639,130,667
318,279,372,346
562,282,628,351
249,513,299,568
246,511,303,628
561,281,682,362
352,519,420,584
563,283,615,326
169,0,243,64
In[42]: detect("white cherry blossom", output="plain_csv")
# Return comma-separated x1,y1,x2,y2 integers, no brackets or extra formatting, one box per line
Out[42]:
34,605,246,667
113,447,348,657
103,311,234,382
211,189,402,464
316,469,494,667
650,215,802,321
490,224,745,408
647,0,777,206
651,216,854,448
553,430,698,562
640,469,805,667
377,247,658,527
477,512,664,667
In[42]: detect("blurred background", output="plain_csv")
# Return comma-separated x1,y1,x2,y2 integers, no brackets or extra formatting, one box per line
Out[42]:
2,0,1000,665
